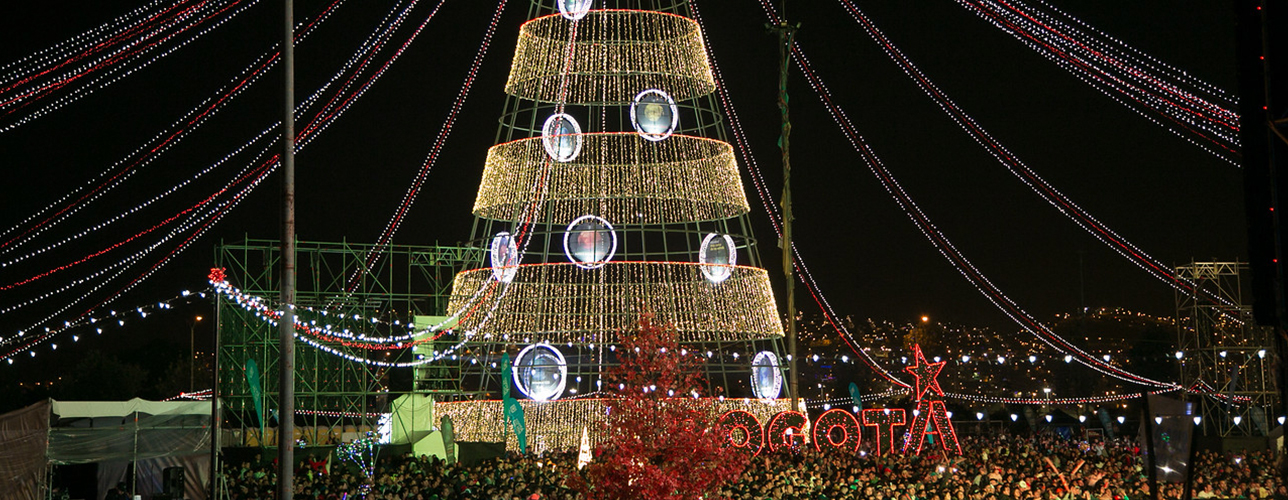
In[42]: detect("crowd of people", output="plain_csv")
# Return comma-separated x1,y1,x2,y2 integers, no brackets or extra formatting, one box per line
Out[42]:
219,433,1284,500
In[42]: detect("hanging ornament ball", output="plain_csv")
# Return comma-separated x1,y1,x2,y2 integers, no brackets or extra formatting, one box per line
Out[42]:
563,215,617,269
513,343,568,401
558,0,593,21
631,89,678,141
751,351,783,400
490,232,520,283
699,233,737,284
542,113,583,162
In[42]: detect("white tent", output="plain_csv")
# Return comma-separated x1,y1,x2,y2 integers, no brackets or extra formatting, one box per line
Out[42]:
0,398,213,500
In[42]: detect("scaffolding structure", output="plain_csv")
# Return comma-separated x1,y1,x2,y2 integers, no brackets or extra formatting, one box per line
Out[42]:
1175,261,1278,437
214,238,480,435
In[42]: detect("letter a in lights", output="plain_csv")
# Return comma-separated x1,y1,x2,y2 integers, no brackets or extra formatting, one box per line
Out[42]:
900,344,962,455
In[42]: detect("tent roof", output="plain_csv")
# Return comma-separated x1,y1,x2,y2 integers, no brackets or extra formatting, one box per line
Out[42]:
50,398,209,419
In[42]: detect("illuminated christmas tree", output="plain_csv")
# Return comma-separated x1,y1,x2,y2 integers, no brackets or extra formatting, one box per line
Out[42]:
430,0,790,452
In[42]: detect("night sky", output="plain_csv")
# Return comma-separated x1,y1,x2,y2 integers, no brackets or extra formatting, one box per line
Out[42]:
0,1,1243,375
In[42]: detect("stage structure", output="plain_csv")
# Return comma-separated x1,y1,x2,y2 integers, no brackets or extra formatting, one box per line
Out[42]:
433,0,792,451
215,238,480,438
1175,261,1279,437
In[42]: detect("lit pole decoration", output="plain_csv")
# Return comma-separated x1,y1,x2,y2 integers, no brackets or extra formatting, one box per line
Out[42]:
336,433,379,498
900,344,962,455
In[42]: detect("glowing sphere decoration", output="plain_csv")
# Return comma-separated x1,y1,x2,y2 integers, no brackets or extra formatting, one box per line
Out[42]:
563,215,616,269
541,113,583,162
750,351,782,400
489,232,519,283
630,89,678,141
512,343,568,401
558,0,593,21
698,233,736,284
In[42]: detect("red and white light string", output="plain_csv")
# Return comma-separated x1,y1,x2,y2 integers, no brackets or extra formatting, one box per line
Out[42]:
690,0,911,389
0,0,436,356
0,0,177,85
756,0,1178,390
833,0,1239,313
955,0,1239,165
0,0,345,256
345,0,509,295
1,0,261,133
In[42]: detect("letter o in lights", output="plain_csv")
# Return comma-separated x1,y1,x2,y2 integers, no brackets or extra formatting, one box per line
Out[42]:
718,410,764,456
812,408,861,453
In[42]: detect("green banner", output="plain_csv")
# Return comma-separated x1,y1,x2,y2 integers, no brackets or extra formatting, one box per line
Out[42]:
848,382,862,411
500,352,511,401
442,415,456,464
504,397,526,454
245,359,265,441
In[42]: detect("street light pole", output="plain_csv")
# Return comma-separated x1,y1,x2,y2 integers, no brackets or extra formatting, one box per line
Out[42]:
190,315,203,392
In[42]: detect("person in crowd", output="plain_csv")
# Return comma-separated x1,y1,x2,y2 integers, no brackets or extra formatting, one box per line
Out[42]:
218,432,1283,500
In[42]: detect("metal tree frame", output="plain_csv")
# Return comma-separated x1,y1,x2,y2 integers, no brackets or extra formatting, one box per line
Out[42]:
1175,261,1279,437
215,238,480,436
433,0,791,452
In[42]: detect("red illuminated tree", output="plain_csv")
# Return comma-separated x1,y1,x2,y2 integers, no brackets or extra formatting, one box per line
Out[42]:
572,314,748,500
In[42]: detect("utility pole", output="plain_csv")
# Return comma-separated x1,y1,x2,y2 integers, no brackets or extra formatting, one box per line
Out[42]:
278,0,296,498
190,315,203,391
769,7,800,411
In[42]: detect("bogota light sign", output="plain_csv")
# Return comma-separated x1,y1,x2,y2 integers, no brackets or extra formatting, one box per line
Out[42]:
718,345,962,456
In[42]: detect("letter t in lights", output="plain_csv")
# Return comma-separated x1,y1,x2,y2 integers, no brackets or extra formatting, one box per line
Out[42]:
861,408,906,456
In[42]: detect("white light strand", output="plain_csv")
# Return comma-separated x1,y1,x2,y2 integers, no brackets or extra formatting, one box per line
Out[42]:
832,0,1238,312
757,0,1178,390
691,0,910,388
0,0,176,84
1,0,263,133
0,0,437,353
954,0,1239,165
0,0,345,254
344,0,509,295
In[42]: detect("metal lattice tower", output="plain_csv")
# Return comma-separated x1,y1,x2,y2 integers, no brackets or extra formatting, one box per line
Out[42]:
434,0,790,451
1175,261,1278,437
215,238,480,437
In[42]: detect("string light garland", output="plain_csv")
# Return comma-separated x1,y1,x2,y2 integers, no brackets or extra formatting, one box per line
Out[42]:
0,288,209,362
2,0,454,355
0,0,174,86
436,397,793,453
1,0,265,133
688,0,910,389
505,9,715,104
162,388,213,401
447,261,781,345
473,132,749,224
347,0,509,294
832,0,1239,315
756,0,1180,391
0,0,346,257
954,0,1239,164
210,269,495,351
